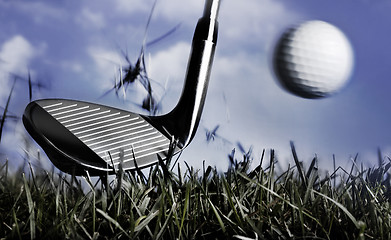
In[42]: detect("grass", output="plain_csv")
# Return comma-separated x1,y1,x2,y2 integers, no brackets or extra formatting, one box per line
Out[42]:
1,143,391,239
0,43,389,240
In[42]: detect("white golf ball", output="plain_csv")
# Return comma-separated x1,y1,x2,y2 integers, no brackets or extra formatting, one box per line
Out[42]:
273,20,354,99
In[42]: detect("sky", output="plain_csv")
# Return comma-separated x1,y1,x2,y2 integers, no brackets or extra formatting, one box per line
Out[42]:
0,0,391,173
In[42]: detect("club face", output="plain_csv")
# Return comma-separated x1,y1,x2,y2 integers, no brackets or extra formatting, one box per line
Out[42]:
23,99,179,175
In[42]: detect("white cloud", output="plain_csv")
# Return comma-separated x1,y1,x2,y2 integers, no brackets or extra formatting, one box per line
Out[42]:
0,35,36,73
154,0,202,24
219,0,300,51
149,41,190,88
87,46,122,90
0,35,38,102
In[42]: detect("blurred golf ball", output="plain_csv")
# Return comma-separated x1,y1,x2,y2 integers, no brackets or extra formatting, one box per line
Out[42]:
273,20,354,99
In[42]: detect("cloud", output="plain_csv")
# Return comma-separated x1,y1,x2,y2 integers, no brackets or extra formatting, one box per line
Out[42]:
87,46,122,90
0,35,36,73
218,0,301,51
0,35,38,102
149,41,190,87
154,0,202,24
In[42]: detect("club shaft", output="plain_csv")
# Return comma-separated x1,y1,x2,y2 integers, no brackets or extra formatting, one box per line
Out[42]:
203,0,220,22
162,0,221,148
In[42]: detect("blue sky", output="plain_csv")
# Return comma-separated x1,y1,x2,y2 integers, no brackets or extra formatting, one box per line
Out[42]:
0,0,390,172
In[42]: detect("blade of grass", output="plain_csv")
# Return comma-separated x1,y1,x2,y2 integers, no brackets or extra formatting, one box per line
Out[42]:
346,154,359,184
303,168,318,205
178,183,191,239
83,171,96,233
129,195,154,237
12,208,22,240
238,172,325,230
74,214,93,240
305,157,317,180
156,203,177,239
233,232,258,240
0,79,16,143
23,173,36,240
290,141,307,187
207,196,226,233
267,149,275,203
333,155,336,188
312,189,360,229
96,208,130,238
195,180,226,233
158,154,171,182
134,210,160,233
222,176,244,228
131,145,147,183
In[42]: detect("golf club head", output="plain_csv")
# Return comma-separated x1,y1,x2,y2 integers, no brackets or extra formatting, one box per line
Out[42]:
23,99,180,175
23,0,220,176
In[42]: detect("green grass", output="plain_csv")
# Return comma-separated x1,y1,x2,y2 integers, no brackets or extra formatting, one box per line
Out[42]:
1,143,391,239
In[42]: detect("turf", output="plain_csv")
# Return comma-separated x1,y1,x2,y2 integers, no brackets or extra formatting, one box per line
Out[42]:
1,143,391,240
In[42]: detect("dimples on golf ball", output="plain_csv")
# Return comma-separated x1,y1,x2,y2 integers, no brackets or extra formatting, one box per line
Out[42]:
273,20,354,99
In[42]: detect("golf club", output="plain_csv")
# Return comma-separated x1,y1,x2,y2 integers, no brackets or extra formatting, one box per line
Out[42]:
23,0,220,176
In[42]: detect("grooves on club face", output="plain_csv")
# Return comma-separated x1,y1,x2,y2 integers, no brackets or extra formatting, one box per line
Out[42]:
22,0,220,176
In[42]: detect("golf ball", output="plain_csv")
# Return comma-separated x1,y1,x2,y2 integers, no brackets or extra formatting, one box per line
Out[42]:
273,20,354,99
